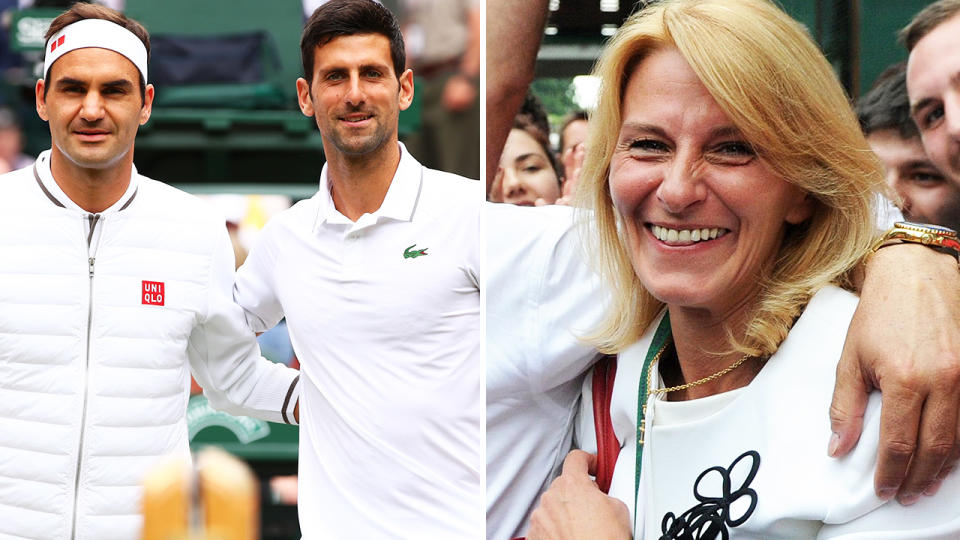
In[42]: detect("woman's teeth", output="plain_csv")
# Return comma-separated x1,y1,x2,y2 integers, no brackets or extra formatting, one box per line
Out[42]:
651,225,728,245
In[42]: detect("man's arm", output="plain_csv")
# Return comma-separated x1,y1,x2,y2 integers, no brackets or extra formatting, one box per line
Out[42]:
486,0,549,193
442,3,481,112
831,244,960,504
188,225,300,425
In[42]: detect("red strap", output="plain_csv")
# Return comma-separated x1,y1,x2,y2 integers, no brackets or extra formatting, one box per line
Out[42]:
592,354,619,493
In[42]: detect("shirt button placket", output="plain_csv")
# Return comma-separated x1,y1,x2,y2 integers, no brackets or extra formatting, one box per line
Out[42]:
344,230,363,268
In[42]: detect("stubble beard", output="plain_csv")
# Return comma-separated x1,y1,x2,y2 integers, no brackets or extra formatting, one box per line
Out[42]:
950,152,960,183
327,113,395,158
937,177,960,233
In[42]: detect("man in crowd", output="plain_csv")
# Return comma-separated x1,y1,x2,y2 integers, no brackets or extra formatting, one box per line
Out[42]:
402,0,481,179
0,106,34,173
905,0,960,188
233,1,481,538
0,4,301,539
859,62,960,231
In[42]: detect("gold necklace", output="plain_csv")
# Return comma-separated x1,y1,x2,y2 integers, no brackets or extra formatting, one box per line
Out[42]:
646,339,753,396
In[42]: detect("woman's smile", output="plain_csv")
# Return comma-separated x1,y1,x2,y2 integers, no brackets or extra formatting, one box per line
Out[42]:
647,223,731,246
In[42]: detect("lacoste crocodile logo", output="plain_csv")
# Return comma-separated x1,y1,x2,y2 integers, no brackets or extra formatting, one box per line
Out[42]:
404,244,429,259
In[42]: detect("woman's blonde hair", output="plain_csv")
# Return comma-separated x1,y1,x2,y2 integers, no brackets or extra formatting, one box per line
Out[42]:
580,0,883,356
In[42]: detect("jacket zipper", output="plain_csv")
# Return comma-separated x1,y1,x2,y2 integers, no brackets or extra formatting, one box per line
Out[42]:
71,213,100,540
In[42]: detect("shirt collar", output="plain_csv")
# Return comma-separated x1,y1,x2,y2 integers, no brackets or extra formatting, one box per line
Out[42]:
33,149,140,214
314,142,423,231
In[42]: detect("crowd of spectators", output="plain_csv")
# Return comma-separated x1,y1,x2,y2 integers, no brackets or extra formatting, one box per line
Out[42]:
487,1,960,240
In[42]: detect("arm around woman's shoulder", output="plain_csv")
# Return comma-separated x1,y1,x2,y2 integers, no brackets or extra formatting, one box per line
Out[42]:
831,244,960,504
819,391,960,539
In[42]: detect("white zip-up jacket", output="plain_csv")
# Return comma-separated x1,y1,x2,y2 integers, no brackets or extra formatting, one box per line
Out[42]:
0,151,301,540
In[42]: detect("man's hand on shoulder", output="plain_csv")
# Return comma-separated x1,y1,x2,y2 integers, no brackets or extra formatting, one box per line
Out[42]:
527,451,631,540
831,244,960,504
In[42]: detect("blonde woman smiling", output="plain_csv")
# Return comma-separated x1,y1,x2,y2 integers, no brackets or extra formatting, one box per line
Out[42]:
529,0,960,538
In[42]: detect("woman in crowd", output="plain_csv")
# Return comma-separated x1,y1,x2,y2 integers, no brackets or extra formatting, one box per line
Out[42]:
528,0,960,537
490,94,562,206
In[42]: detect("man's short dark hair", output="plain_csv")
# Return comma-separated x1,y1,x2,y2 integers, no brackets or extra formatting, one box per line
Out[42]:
857,62,917,140
43,3,151,103
300,0,405,84
900,0,960,51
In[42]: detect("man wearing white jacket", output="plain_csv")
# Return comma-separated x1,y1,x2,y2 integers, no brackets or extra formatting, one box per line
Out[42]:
0,5,301,539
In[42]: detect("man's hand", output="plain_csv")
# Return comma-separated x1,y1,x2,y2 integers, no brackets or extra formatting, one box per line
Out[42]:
442,75,477,112
527,451,631,540
831,244,960,504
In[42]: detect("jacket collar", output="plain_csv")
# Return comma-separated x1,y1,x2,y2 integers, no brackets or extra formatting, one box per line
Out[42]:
314,142,423,232
33,149,140,214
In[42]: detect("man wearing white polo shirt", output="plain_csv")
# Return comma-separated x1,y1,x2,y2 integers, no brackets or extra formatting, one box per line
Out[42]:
233,1,481,538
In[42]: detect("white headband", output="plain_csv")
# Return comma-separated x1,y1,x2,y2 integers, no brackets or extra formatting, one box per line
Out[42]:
44,19,148,83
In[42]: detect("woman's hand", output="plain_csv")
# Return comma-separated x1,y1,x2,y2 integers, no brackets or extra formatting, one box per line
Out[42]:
560,142,586,200
830,244,960,505
527,450,632,540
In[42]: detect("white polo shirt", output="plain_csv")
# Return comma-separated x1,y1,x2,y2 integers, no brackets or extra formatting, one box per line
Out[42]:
486,203,607,539
234,144,482,539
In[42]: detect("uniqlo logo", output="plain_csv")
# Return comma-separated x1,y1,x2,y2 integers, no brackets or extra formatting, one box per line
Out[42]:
142,280,164,306
50,35,65,53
